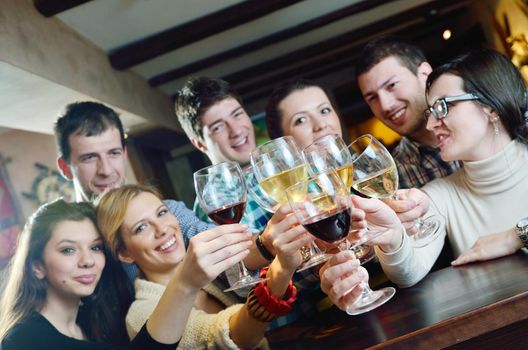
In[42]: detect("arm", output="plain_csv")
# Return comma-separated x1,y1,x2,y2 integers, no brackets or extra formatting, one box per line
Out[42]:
144,224,252,345
228,213,311,349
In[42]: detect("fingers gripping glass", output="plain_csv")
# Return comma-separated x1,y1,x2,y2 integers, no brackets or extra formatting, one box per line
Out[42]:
194,161,266,292
424,93,480,121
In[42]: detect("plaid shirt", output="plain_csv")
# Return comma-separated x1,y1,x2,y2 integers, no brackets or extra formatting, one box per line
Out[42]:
193,178,325,329
392,137,461,189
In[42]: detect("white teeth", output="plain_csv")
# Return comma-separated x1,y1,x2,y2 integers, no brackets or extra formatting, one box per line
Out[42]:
391,109,405,121
159,236,176,251
232,137,246,147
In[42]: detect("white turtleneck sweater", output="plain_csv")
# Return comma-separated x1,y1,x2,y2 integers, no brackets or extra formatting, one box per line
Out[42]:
376,140,528,287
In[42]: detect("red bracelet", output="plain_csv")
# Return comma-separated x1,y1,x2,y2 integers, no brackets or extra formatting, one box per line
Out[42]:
253,267,297,316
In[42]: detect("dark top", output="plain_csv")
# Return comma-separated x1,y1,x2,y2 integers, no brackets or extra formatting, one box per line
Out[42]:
0,313,177,350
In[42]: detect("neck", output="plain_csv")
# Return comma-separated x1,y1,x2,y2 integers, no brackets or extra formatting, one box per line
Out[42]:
143,265,179,286
39,291,83,339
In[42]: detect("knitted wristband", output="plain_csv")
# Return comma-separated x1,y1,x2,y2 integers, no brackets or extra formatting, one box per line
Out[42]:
245,267,297,322
255,233,274,261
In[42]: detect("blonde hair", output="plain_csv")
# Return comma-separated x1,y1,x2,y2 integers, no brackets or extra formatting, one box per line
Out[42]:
95,184,160,258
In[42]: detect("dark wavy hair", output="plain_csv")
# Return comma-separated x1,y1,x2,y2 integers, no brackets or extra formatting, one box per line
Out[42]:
426,48,528,143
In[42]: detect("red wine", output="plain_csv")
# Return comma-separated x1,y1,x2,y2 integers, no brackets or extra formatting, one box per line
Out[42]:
302,207,351,243
207,201,247,225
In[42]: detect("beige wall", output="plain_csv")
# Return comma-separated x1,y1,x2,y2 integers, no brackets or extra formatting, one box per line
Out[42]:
0,129,136,221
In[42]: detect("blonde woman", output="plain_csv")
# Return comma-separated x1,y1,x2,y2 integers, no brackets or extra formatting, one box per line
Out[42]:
96,184,310,349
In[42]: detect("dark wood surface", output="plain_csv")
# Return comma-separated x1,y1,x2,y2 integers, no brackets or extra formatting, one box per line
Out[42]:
267,251,528,349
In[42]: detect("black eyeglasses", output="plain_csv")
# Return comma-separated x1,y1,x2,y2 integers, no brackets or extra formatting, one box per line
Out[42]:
424,93,480,121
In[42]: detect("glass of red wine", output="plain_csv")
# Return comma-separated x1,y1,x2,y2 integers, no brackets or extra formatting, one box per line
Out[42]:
194,161,266,292
303,134,375,265
285,168,395,315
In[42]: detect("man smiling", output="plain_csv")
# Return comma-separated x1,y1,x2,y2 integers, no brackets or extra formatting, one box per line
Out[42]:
356,36,460,188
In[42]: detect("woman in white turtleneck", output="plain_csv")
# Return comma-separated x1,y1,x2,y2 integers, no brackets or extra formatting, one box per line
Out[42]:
318,49,528,305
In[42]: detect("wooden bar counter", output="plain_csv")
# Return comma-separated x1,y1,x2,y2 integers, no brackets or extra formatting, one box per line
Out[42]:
267,251,528,349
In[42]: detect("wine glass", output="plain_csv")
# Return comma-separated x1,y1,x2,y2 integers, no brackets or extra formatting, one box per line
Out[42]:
349,134,441,248
285,168,395,315
250,136,330,271
303,134,375,264
194,161,266,292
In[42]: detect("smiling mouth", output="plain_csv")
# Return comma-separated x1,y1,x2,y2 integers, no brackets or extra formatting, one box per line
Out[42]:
232,137,248,149
157,236,177,252
389,108,405,122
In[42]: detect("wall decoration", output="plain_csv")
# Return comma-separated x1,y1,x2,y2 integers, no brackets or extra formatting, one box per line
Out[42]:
22,163,75,205
0,155,22,265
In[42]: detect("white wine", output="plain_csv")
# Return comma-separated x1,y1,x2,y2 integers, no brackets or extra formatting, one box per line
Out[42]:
259,164,308,205
336,164,353,191
352,165,398,198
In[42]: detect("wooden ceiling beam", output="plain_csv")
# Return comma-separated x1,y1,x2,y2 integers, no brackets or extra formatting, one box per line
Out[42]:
109,0,302,70
33,0,93,17
149,0,395,87
220,0,467,87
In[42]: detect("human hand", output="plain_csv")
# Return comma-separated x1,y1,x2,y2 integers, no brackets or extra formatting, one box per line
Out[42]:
319,250,368,311
271,215,313,273
451,228,522,266
348,196,403,252
177,224,252,290
382,188,430,235
259,204,296,256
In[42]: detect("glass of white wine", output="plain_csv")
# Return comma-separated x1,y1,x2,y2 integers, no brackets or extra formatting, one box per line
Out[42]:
303,134,375,264
349,134,440,248
250,136,330,271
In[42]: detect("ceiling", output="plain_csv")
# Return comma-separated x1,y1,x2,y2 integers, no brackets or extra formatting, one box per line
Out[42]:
44,0,480,101
9,0,483,136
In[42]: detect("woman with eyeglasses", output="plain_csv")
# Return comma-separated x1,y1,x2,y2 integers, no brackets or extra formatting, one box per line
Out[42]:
318,48,528,308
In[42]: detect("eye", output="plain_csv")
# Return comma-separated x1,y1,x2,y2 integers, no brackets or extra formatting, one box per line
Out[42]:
366,95,377,103
91,244,104,252
60,247,75,255
80,154,96,162
210,123,226,135
109,149,123,157
321,107,331,114
158,208,168,217
135,223,148,234
293,116,307,126
387,82,397,90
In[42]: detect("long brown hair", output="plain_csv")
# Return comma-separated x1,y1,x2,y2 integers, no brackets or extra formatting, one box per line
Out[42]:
0,199,132,345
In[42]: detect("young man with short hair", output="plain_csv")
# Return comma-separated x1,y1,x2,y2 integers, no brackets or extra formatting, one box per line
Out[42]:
356,36,461,188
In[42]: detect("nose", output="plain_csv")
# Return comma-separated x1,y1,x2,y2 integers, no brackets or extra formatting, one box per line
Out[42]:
425,113,441,131
313,115,328,132
97,156,112,176
79,249,95,268
378,92,395,115
154,222,168,239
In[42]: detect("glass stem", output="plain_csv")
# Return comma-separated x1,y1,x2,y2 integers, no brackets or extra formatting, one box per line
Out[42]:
238,261,250,278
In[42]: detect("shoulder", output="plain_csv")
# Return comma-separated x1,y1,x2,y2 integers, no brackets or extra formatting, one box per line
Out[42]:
1,314,81,350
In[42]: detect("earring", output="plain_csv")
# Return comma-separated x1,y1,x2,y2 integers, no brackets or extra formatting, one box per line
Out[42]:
491,117,500,136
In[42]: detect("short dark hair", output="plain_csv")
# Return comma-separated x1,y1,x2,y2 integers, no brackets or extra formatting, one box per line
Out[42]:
426,48,528,143
174,77,242,141
355,35,427,79
265,79,336,140
54,102,126,163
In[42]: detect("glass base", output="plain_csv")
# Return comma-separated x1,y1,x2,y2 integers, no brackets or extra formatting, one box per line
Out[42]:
296,253,331,272
224,276,267,292
345,286,395,315
412,216,441,248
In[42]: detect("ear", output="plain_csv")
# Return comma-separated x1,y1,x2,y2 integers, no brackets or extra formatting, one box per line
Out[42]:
117,248,135,265
191,138,208,153
57,157,73,181
417,61,433,82
32,262,46,280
